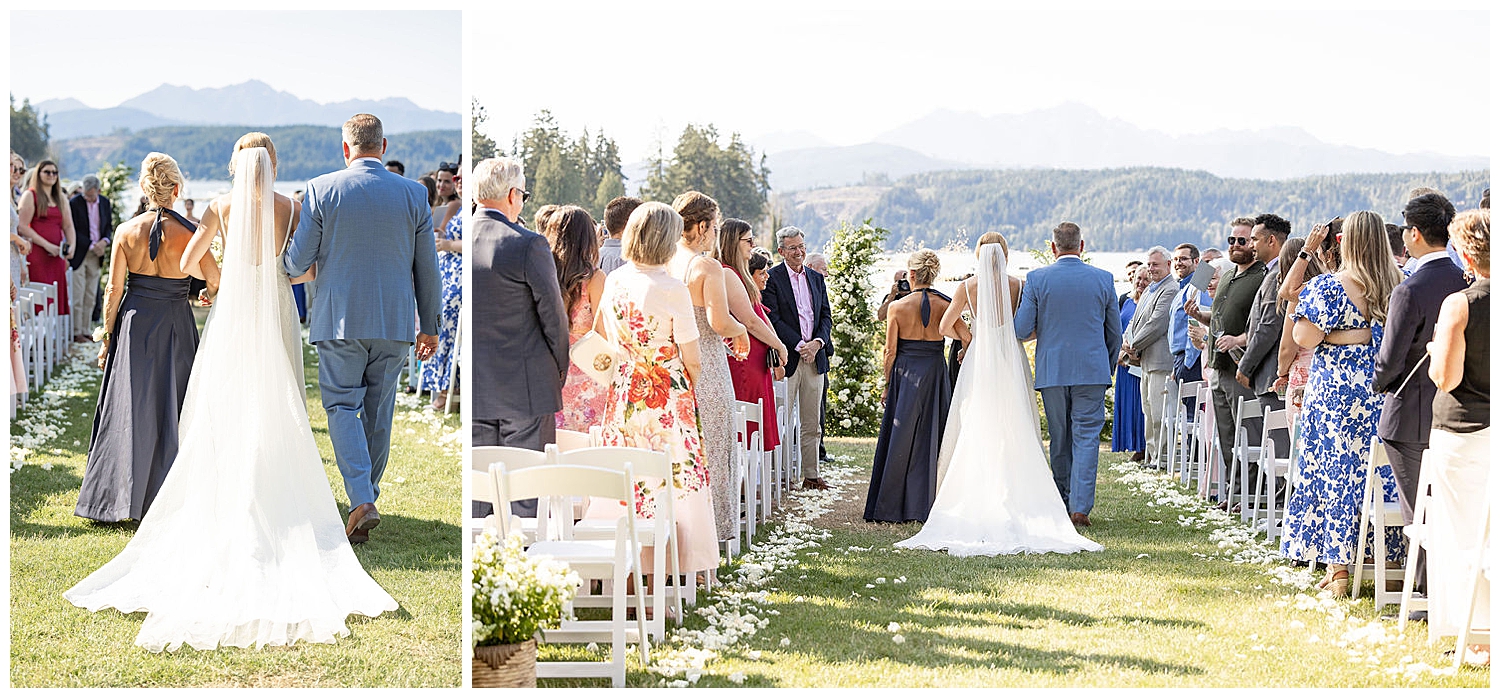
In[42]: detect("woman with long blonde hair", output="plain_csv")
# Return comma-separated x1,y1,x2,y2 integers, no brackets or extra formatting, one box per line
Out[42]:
1280,210,1405,595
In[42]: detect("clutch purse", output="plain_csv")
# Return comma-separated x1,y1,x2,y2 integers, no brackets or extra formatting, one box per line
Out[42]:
766,346,782,370
569,331,621,387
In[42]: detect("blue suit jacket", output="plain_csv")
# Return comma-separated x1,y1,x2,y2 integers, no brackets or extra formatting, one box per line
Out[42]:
1014,255,1122,389
284,159,441,344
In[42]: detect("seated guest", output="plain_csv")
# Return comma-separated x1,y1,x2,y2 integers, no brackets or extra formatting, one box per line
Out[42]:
865,250,952,523
1424,208,1488,653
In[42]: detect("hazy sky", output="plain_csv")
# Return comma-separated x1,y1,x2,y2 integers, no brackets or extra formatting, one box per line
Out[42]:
10,10,460,112
469,2,1490,163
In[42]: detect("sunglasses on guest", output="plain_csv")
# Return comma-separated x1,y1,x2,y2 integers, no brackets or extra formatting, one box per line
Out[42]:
1227,236,1249,246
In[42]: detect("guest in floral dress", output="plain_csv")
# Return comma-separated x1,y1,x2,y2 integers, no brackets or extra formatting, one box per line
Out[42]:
1280,211,1405,596
419,203,463,410
593,202,719,576
548,205,608,432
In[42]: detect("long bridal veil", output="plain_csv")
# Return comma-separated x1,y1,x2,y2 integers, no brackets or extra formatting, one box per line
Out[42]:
64,147,396,652
896,243,1102,556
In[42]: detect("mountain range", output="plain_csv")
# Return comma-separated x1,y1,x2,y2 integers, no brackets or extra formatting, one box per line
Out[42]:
736,103,1487,189
34,80,459,139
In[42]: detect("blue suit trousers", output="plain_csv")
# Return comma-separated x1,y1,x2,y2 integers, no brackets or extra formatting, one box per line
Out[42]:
317,338,411,507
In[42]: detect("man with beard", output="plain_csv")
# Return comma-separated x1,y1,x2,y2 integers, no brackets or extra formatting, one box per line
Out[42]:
1188,217,1265,508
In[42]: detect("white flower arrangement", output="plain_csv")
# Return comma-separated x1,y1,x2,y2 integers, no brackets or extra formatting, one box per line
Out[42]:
471,530,581,647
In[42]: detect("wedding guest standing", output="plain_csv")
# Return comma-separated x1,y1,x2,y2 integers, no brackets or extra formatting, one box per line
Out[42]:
1121,247,1176,467
1112,265,1149,459
68,175,114,342
1237,213,1291,459
598,196,641,274
75,153,219,522
433,161,460,234
669,191,749,546
804,252,835,463
1373,193,1468,598
182,198,199,225
18,159,75,321
763,226,834,490
866,249,953,523
1167,245,1205,385
1424,208,1489,647
471,157,568,518
10,153,31,292
384,160,405,176
1280,211,1405,596
1272,237,1325,426
549,205,608,432
1014,222,1122,527
594,202,719,578
716,219,785,455
420,172,464,411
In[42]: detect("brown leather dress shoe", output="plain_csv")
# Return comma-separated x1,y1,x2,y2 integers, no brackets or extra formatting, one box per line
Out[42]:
346,502,380,544
1070,512,1092,527
801,478,831,491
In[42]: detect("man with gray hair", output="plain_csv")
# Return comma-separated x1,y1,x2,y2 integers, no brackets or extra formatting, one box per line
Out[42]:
470,156,568,517
284,113,442,544
762,226,835,488
1120,246,1175,468
68,173,113,341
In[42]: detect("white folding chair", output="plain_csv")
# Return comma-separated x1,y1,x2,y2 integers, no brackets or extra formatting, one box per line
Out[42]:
722,405,748,560
1231,396,1263,520
1250,409,1290,542
1169,379,1204,483
749,398,773,523
735,400,768,535
1453,499,1491,669
1399,460,1434,639
555,429,593,454
1352,436,1406,609
471,446,551,544
494,463,649,688
564,446,683,641
1192,383,1216,495
774,379,795,497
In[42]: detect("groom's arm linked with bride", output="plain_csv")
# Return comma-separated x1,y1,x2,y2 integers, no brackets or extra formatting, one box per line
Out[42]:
282,113,443,544
1012,224,1122,525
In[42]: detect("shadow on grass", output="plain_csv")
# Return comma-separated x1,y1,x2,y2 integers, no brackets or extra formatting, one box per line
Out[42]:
9,465,86,536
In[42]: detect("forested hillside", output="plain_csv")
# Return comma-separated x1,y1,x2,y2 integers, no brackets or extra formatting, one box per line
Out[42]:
56,125,461,182
782,167,1490,250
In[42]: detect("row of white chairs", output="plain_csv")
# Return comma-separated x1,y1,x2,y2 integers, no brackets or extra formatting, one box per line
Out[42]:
1149,374,1488,662
12,280,76,409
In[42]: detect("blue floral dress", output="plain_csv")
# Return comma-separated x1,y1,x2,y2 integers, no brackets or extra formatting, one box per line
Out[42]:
420,213,462,392
1280,274,1404,565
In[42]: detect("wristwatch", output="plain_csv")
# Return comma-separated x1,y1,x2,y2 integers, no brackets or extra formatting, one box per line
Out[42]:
1297,250,1311,260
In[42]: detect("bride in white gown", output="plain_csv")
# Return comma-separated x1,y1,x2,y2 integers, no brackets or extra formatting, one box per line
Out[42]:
896,239,1103,556
64,144,398,652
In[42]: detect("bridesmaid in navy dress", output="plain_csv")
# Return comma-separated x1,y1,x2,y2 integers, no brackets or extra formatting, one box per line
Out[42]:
866,250,953,523
1112,264,1147,458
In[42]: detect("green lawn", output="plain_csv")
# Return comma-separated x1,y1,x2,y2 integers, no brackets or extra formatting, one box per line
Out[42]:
538,436,1487,688
10,333,462,687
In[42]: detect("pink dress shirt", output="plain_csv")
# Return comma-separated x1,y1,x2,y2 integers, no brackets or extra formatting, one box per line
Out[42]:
788,264,815,344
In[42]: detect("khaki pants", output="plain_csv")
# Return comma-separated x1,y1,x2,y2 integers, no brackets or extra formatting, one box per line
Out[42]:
786,363,825,480
1141,369,1171,465
69,253,102,335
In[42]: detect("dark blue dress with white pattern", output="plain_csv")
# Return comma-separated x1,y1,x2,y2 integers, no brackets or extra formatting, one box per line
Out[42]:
420,212,462,391
1280,274,1404,565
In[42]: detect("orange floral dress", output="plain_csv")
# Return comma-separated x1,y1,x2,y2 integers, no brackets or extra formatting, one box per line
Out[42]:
594,262,719,573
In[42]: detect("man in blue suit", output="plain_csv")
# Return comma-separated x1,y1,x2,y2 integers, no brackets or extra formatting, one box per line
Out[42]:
284,113,442,544
1014,221,1122,526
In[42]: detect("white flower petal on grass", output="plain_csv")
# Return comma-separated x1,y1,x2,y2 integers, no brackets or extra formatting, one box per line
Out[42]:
1136,553,1150,559
395,476,407,484
875,577,887,584
728,671,746,684
779,637,790,647
887,622,901,633
892,634,905,644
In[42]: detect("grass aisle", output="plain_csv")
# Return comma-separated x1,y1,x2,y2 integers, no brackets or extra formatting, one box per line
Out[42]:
568,436,1485,688
10,336,462,688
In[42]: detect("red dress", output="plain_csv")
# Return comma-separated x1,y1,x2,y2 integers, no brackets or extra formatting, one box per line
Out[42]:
727,280,781,451
23,191,69,315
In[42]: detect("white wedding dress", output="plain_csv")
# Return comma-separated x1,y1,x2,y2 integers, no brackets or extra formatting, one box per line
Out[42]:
64,147,397,652
896,244,1103,556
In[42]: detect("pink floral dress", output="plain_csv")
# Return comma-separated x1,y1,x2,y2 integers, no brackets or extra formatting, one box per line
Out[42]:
593,262,719,574
555,294,609,432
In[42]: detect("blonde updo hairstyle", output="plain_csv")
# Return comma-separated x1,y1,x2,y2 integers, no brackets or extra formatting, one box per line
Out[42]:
1449,209,1489,274
139,152,184,210
908,249,941,286
229,132,278,176
623,202,684,266
976,231,1009,258
672,190,720,247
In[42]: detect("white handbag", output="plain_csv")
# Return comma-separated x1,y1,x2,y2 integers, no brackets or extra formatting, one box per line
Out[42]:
569,330,622,387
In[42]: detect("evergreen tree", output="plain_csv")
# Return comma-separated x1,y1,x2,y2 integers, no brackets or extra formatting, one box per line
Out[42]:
10,95,50,163
641,124,771,224
471,98,500,162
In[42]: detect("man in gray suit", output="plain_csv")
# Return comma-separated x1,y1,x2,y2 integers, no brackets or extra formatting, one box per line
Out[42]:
1121,246,1175,469
284,114,441,544
1015,222,1123,526
1236,213,1291,461
470,157,569,518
